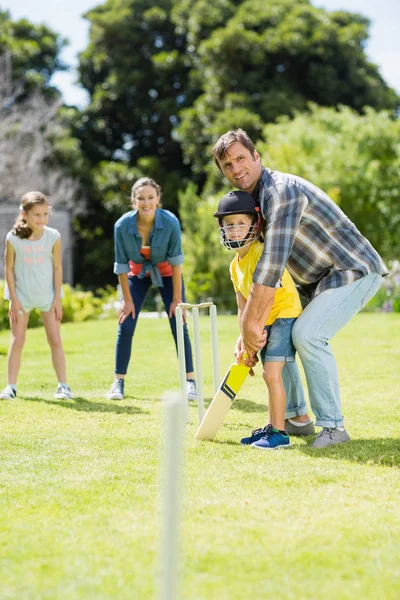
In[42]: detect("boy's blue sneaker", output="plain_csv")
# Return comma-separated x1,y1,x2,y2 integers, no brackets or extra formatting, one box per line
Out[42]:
241,426,269,445
252,425,291,450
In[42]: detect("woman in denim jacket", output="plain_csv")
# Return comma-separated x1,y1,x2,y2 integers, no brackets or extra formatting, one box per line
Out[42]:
106,178,197,401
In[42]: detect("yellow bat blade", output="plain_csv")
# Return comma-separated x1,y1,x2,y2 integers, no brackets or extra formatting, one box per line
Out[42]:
194,362,250,440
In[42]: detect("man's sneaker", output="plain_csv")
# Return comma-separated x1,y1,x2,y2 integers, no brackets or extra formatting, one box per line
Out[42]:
186,380,197,401
312,427,350,448
252,424,291,450
285,419,315,436
55,384,73,399
240,426,269,445
106,379,124,400
0,385,17,400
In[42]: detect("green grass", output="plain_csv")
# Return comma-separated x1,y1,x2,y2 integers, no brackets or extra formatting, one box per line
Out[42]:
0,313,399,599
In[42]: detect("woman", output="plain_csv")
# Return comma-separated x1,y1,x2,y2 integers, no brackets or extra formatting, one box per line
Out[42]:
106,177,196,401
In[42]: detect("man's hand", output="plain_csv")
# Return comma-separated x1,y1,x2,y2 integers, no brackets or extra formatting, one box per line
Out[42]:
241,319,267,354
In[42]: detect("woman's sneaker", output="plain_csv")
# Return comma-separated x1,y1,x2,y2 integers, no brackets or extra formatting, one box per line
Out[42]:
106,379,124,400
0,385,17,400
186,380,197,401
240,426,269,445
252,425,291,450
55,384,74,399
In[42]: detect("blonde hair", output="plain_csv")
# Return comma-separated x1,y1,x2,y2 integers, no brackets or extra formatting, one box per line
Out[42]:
12,191,50,239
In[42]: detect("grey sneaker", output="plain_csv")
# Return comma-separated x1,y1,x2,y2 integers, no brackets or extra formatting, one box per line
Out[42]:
186,380,197,401
106,379,124,400
312,427,350,448
0,385,17,400
285,419,315,436
55,384,74,399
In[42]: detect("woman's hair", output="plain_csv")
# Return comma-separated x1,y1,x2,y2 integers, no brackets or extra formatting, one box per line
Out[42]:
12,191,50,239
213,128,257,171
131,177,162,207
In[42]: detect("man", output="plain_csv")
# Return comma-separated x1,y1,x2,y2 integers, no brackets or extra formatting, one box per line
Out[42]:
213,128,387,447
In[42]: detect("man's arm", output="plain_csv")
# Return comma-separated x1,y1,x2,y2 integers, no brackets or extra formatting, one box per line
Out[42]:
242,183,307,355
241,284,275,356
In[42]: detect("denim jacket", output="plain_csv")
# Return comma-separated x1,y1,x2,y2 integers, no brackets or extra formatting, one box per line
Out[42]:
113,209,184,287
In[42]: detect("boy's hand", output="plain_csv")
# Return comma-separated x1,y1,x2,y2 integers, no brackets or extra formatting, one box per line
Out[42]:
235,348,257,377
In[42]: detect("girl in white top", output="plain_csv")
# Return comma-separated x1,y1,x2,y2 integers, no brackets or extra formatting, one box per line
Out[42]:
0,191,73,400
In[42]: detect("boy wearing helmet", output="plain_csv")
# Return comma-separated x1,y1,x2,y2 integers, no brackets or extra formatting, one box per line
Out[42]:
215,191,311,449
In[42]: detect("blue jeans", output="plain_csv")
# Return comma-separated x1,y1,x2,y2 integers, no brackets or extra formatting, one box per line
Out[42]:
115,276,194,375
261,318,297,363
289,274,382,428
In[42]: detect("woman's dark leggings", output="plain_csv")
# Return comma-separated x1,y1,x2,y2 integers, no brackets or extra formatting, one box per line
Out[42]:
115,275,194,375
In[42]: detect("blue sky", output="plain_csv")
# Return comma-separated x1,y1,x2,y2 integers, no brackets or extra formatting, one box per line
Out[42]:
2,0,399,106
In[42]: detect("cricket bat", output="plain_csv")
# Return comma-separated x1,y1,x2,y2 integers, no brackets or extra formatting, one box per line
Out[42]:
194,359,250,440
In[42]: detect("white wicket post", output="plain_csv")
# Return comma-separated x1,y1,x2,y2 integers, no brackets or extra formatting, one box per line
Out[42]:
177,302,220,424
191,306,205,423
160,391,184,600
209,303,220,393
176,305,189,424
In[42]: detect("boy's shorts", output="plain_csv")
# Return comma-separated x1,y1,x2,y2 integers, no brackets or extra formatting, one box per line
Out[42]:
260,318,297,363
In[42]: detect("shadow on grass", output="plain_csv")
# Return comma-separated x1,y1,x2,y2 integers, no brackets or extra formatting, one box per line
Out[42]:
22,395,147,415
298,437,400,468
203,396,266,413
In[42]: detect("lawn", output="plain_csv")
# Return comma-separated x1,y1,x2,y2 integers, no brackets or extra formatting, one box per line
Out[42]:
0,313,399,599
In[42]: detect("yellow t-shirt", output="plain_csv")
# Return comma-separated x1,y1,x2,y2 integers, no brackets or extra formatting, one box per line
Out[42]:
229,240,302,325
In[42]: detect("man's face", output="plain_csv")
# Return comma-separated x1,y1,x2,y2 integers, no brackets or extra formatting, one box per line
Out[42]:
219,142,262,193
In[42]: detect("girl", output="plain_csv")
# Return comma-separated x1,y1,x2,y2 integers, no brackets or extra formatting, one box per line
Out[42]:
0,192,73,400
106,177,197,401
214,190,313,449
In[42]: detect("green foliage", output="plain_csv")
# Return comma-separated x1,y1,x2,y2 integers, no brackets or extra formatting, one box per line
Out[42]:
175,0,399,176
257,104,400,260
0,281,119,330
0,9,67,97
179,182,235,309
364,261,400,313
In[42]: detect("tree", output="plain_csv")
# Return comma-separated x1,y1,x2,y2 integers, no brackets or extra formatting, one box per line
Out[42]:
176,0,399,178
178,182,234,308
257,104,400,260
0,9,67,99
77,0,190,169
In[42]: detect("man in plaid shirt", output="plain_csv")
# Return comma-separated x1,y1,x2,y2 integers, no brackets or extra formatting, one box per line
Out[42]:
213,129,387,448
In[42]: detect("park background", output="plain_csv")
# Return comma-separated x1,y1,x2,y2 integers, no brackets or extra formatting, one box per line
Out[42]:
0,0,400,316
0,2,399,598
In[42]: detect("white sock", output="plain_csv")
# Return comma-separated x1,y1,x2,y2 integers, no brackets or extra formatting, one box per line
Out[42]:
288,418,312,427
9,384,17,391
336,426,345,431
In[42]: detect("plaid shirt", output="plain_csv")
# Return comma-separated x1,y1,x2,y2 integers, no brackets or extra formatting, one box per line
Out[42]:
253,168,387,297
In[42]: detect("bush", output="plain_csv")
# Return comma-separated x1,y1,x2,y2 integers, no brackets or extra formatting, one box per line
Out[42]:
0,281,119,330
363,260,400,313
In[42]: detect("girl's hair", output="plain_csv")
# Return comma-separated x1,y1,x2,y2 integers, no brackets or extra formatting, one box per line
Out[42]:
12,191,50,239
131,177,162,207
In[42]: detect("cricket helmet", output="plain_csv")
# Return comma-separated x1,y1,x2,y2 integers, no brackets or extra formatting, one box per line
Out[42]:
214,190,262,250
